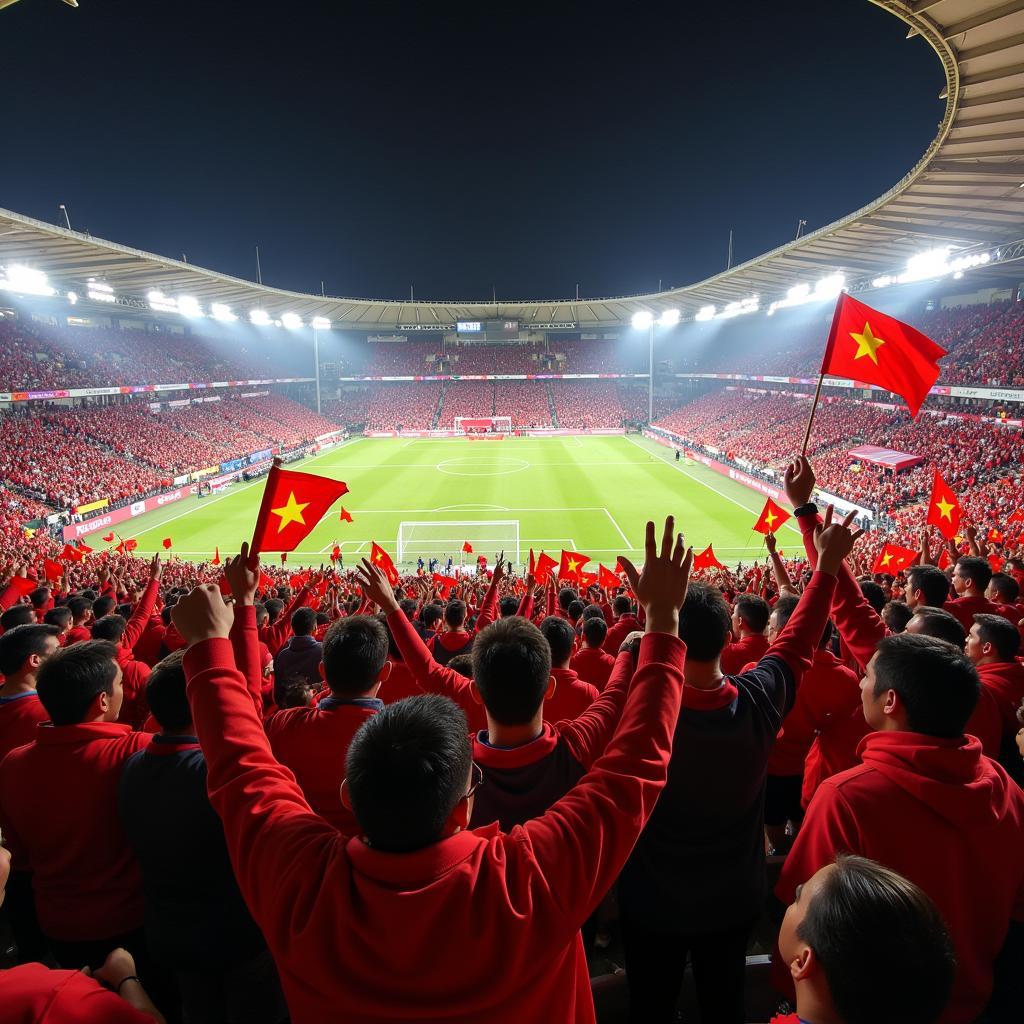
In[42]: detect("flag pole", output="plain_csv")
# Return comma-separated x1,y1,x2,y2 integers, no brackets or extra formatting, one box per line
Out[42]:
248,457,283,566
801,292,847,457
800,372,825,457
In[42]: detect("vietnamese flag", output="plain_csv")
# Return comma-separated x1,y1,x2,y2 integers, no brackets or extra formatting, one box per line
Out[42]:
598,564,621,590
872,543,918,574
462,541,474,554
258,570,275,594
370,542,400,585
249,462,350,555
693,544,726,571
938,547,951,571
339,507,353,523
1008,508,1024,524
753,498,791,536
59,543,85,563
43,558,63,583
529,548,536,575
102,532,115,543
559,549,591,580
926,470,961,541
988,528,1005,544
6,575,37,599
124,538,138,552
989,553,1004,573
76,541,93,555
819,293,946,417
534,550,557,583
162,538,173,550
211,547,221,566
331,544,341,562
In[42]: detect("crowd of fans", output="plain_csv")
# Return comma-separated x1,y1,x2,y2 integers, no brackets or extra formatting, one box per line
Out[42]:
364,383,444,431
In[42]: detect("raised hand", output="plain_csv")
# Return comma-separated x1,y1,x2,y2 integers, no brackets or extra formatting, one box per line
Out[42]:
618,516,693,636
225,542,259,605
356,559,401,614
171,584,233,646
783,455,816,509
813,505,865,576
764,532,777,555
149,553,162,581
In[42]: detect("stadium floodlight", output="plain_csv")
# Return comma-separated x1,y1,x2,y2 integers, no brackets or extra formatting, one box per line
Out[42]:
148,289,177,313
815,273,845,298
901,246,952,284
872,275,893,289
87,280,116,303
281,312,303,329
631,311,654,330
66,290,78,304
695,305,716,322
310,315,331,330
786,283,811,304
249,309,272,326
658,308,680,328
718,295,759,319
211,302,237,322
177,295,203,318
0,264,55,297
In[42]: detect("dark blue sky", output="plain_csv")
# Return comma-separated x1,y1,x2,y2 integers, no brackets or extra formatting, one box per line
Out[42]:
2,1,944,301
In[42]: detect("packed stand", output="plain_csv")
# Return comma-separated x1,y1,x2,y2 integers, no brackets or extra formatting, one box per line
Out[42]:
364,382,443,431
494,381,553,428
550,381,628,429
437,381,496,428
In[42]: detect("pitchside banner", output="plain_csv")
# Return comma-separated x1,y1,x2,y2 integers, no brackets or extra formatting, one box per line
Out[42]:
63,486,191,541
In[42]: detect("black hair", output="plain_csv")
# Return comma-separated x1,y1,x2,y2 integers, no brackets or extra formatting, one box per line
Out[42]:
796,854,955,1024
0,605,35,631
956,555,993,593
254,603,269,624
399,598,418,618
264,598,284,621
973,613,1021,662
540,615,576,666
36,639,120,725
988,571,1020,604
473,617,552,725
498,596,520,618
680,583,733,660
322,615,389,697
291,606,317,637
557,587,576,611
567,599,585,622
582,617,608,647
906,565,952,608
146,650,192,732
92,594,116,619
910,607,966,648
612,595,632,616
29,587,50,609
277,678,314,709
44,607,72,631
444,600,466,628
91,614,127,644
859,580,887,615
734,593,770,633
66,595,93,621
345,695,472,853
448,653,474,678
872,633,979,737
581,604,606,622
881,600,913,634
421,605,442,628
771,594,801,633
0,624,61,676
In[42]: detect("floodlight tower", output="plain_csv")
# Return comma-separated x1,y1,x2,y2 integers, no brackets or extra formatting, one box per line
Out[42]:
632,308,679,424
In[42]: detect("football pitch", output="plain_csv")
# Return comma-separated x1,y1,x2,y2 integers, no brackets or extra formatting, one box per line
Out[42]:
113,434,804,569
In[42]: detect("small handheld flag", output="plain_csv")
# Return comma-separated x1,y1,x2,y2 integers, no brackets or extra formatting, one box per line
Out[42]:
872,543,918,574
559,549,591,580
926,470,962,542
211,547,221,566
370,542,400,585
462,541,474,554
162,538,173,550
598,564,621,590
693,544,726,571
534,550,557,583
753,498,791,536
339,507,353,523
249,461,349,556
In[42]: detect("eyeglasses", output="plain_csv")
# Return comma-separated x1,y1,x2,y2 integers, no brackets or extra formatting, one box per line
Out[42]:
466,761,484,800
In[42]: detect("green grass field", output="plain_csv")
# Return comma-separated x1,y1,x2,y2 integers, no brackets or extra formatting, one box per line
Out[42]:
110,434,805,568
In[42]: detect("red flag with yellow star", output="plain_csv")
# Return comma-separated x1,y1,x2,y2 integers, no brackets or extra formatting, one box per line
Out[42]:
926,470,961,541
534,550,557,583
559,549,591,580
598,564,621,590
369,541,400,585
872,543,918,574
820,293,946,417
753,498,791,536
693,544,726,571
250,463,349,555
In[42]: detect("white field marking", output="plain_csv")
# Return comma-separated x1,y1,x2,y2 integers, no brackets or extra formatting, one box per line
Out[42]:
332,460,646,469
123,439,362,539
332,506,614,513
434,503,510,511
317,539,368,553
603,507,632,548
622,434,802,539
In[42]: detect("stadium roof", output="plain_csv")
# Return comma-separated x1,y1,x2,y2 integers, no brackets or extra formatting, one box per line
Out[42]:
3,0,1024,329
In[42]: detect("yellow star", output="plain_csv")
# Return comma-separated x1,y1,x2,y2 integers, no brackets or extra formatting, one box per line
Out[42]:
935,496,955,521
271,491,309,533
765,510,778,528
850,322,885,365
881,552,893,566
567,557,582,573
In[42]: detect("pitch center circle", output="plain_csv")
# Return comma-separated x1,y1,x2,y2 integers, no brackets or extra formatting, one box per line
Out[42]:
436,457,530,477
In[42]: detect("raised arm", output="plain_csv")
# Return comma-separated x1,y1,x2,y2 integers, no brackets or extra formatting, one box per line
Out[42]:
121,556,162,652
515,575,536,620
765,533,798,596
473,554,506,633
261,583,311,655
225,544,266,716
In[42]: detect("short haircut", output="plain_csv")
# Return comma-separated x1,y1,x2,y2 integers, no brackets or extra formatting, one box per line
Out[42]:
92,595,116,619
444,600,466,628
988,571,1020,604
29,587,50,609
0,624,61,676
0,605,35,631
345,695,471,853
321,616,388,697
910,607,966,648
254,603,269,624
613,595,632,616
473,617,552,725
421,605,442,628
873,633,979,738
448,653,474,678
146,650,191,732
44,607,72,631
557,587,576,611
36,640,120,726
906,565,951,607
66,595,93,621
290,606,317,637
540,615,575,665
91,614,127,644
956,555,992,592
581,604,606,622
797,854,954,1024
881,600,913,634
567,600,585,621
734,594,770,633
680,583,733,661
582,617,608,647
264,598,284,621
772,594,800,633
973,613,1021,662
859,580,887,615
399,598,418,618
498,596,520,618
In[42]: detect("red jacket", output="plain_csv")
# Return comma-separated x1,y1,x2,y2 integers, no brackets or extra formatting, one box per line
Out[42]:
265,698,381,833
720,633,770,676
0,963,154,1022
113,577,160,730
379,660,424,704
977,660,1024,744
778,731,1024,1024
603,614,640,654
65,625,92,647
945,594,1005,634
0,721,151,940
0,691,49,766
182,631,684,1024
547,668,599,723
570,646,616,691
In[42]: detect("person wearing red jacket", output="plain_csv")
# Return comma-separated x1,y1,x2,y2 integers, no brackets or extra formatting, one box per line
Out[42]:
603,594,640,653
966,613,1024,771
427,599,475,665
64,595,95,647
570,617,616,691
776,631,1024,1024
946,555,1004,633
720,593,771,675
775,854,954,1024
537,616,600,721
171,519,689,1024
0,640,158,981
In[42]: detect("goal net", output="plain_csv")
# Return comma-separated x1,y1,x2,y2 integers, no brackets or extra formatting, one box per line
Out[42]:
397,520,521,564
454,416,512,435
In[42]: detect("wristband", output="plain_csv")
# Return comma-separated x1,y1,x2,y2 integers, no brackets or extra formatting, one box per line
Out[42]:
116,976,141,993
793,502,818,518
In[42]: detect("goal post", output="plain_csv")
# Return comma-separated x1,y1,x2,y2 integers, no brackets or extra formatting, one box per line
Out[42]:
454,416,511,435
396,520,521,565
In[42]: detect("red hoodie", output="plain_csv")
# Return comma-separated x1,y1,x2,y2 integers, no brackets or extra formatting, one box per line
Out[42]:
778,731,1024,1024
0,963,153,1022
945,594,1005,634
721,633,770,676
977,660,1024,744
570,645,616,691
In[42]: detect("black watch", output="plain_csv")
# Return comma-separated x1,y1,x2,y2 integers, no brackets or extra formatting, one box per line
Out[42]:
793,502,818,518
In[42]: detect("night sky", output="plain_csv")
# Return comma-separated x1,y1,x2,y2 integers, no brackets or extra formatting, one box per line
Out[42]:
3,1,944,302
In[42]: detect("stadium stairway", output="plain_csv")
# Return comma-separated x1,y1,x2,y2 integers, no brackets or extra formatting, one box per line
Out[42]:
546,381,559,427
431,383,446,429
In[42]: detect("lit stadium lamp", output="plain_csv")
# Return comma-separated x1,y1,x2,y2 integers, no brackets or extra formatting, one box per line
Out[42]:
249,309,272,326
0,264,55,297
148,290,177,313
815,273,845,297
900,246,952,284
211,302,238,322
631,311,654,330
87,280,116,303
177,295,203,318
871,275,893,289
66,290,78,304
310,315,331,330
695,305,716,322
786,283,811,304
281,312,303,329
658,308,680,328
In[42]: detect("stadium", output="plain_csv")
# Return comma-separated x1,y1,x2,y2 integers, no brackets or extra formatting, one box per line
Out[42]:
2,1,1024,1022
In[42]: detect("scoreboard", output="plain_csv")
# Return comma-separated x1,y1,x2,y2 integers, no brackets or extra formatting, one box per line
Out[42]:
456,319,521,339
